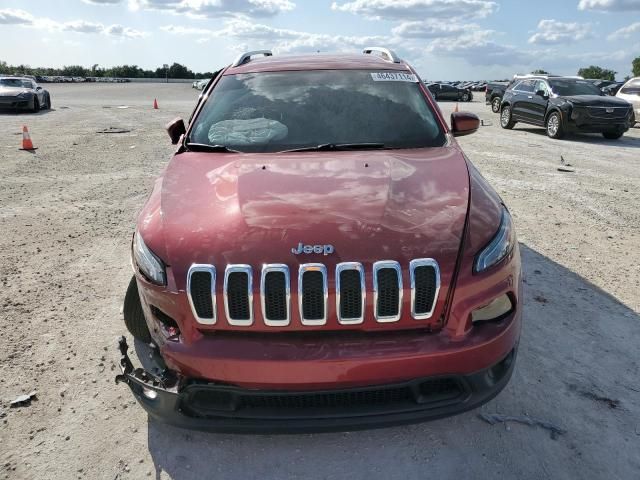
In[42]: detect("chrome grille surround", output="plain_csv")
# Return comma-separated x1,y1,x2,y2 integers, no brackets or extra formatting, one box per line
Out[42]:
409,258,441,320
372,260,403,323
298,263,328,326
187,264,217,325
224,264,254,326
335,262,366,325
260,264,291,327
186,259,440,327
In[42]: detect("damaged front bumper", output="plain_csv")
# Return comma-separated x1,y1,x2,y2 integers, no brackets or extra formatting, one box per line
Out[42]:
116,336,517,434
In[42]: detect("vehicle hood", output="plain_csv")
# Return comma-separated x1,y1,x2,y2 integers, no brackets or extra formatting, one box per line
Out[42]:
0,87,32,96
154,148,470,292
561,95,631,107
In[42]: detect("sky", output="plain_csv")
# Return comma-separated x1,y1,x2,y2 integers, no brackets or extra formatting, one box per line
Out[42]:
1,0,639,80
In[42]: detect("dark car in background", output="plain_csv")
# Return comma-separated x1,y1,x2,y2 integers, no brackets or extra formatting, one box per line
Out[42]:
0,77,51,112
485,82,510,112
500,76,634,139
427,83,472,102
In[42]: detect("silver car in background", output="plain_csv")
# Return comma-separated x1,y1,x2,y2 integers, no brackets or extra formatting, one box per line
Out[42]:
0,77,51,113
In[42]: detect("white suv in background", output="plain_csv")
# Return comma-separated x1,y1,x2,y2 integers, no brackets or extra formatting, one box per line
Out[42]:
617,77,640,125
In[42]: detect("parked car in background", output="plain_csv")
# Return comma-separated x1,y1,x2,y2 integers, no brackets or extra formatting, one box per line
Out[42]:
427,82,472,101
485,82,509,113
500,75,634,139
0,76,51,112
616,77,640,125
602,82,624,96
118,47,521,433
588,79,618,92
195,78,210,90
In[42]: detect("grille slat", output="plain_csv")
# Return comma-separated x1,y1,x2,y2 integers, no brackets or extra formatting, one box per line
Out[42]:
298,264,328,325
373,261,402,322
336,262,365,324
187,265,216,325
261,264,290,326
224,265,253,326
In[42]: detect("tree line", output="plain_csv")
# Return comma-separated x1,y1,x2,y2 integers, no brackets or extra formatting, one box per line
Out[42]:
0,60,215,79
531,57,640,81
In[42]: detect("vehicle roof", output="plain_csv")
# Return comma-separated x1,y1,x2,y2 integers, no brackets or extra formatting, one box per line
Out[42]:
224,54,412,75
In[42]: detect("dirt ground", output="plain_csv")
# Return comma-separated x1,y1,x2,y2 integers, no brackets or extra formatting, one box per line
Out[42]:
1,83,639,480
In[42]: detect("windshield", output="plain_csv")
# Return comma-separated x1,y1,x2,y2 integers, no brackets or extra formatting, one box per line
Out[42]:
0,78,32,88
549,79,602,96
188,70,445,153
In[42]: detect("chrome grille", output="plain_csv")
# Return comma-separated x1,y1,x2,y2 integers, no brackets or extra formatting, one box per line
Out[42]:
187,259,440,327
585,106,630,120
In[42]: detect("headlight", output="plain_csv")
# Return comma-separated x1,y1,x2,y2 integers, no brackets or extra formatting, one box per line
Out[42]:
133,231,166,285
474,208,515,273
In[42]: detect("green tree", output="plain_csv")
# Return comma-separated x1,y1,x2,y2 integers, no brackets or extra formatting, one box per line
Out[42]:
531,69,548,75
632,57,640,77
577,65,616,81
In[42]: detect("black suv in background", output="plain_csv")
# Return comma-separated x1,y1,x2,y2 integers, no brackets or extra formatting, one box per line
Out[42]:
500,76,635,139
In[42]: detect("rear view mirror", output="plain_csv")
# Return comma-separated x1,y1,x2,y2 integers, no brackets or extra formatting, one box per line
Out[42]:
166,117,186,145
451,112,480,137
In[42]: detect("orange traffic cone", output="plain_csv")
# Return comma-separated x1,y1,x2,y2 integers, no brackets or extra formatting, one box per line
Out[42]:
454,102,459,113
153,98,158,109
20,125,36,151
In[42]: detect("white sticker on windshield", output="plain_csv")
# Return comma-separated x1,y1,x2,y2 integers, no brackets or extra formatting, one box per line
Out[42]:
370,72,418,83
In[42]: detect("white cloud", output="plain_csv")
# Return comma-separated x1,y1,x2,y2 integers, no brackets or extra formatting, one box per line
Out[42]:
0,8,34,24
162,18,389,53
608,21,640,39
0,8,147,38
128,0,295,18
82,0,123,4
528,19,592,45
392,20,479,38
331,0,498,20
578,0,640,12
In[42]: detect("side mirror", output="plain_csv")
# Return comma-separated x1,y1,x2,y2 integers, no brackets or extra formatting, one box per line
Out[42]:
536,89,548,98
451,112,480,137
36,86,43,91
166,117,186,145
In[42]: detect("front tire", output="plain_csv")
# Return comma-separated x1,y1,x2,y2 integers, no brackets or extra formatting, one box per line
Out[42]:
491,97,501,113
123,276,152,343
31,97,40,113
500,105,516,129
461,92,470,102
545,112,565,139
602,131,623,140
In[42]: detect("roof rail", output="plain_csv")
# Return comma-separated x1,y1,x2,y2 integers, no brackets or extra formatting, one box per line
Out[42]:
362,47,401,64
231,50,273,68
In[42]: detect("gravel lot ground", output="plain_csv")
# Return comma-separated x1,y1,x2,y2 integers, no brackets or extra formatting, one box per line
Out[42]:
1,83,639,480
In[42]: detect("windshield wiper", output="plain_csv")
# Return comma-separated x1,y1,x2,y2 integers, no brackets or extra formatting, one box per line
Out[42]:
281,143,387,153
184,142,240,153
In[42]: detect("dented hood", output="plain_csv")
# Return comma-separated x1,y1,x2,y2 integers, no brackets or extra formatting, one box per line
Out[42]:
156,148,470,291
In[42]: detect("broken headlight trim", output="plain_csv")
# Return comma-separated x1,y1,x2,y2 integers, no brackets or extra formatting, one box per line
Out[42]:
474,208,515,273
133,231,166,286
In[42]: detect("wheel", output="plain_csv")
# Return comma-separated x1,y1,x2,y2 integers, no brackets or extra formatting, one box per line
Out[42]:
31,97,40,113
44,94,51,110
500,105,516,129
461,92,470,102
491,97,501,113
602,131,623,139
123,276,152,343
545,111,565,139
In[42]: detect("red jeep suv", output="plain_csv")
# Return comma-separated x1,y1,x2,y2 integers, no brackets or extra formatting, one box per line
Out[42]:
117,48,522,433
